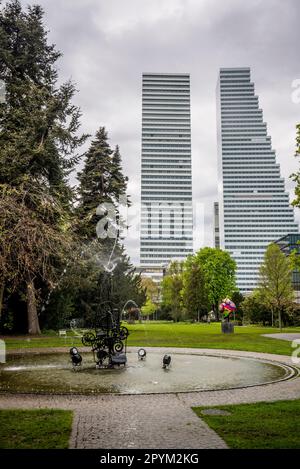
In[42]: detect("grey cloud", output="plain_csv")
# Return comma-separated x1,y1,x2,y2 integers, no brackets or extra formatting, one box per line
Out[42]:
18,0,300,263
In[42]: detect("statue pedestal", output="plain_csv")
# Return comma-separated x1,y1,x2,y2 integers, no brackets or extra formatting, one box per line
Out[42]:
221,322,234,334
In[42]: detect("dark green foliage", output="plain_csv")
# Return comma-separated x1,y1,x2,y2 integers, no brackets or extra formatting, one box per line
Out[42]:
161,261,184,322
162,248,237,321
182,255,208,321
195,247,237,316
44,127,145,329
0,1,87,333
76,128,129,241
241,291,272,325
231,291,244,323
0,1,145,333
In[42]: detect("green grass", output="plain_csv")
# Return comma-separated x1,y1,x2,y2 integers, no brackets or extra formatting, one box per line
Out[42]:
193,400,300,449
2,322,300,355
3,335,83,350
127,322,300,355
0,409,73,449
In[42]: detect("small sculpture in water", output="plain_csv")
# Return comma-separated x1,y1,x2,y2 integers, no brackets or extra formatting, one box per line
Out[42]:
162,354,171,369
70,347,83,371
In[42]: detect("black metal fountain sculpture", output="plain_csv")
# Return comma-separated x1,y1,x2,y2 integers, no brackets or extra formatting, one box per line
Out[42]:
81,305,129,368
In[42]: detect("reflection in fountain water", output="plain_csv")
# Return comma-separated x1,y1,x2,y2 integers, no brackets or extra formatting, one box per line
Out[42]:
4,365,63,371
0,351,296,395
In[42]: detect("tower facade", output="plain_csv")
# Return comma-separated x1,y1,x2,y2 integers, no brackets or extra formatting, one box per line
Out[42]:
217,67,298,293
140,73,193,269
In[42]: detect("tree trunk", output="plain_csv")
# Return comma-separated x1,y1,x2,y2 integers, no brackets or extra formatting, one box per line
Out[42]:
278,308,282,332
271,308,274,327
214,303,219,321
26,275,41,335
0,282,4,320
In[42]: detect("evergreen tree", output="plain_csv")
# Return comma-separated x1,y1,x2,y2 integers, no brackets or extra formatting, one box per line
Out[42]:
0,1,87,333
74,127,145,321
77,127,113,239
77,128,129,241
110,145,129,202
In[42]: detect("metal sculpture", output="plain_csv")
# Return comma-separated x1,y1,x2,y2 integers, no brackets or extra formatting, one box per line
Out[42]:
81,306,129,369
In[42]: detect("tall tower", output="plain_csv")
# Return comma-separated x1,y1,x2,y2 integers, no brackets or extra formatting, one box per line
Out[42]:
140,73,193,274
217,67,298,293
214,202,220,248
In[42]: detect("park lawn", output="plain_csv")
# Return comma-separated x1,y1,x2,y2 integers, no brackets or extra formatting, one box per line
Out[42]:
193,399,300,449
127,322,299,355
0,409,73,449
3,323,300,356
3,335,83,350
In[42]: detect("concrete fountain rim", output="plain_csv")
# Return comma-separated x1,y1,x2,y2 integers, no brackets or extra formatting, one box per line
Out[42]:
1,347,299,397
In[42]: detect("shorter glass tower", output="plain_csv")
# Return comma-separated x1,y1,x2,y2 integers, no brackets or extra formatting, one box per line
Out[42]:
217,67,298,293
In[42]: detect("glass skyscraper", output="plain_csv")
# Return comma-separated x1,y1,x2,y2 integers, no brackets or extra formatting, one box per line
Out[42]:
140,73,193,268
217,67,298,293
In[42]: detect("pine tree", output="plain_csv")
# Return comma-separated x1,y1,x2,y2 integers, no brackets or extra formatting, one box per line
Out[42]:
0,1,87,333
76,128,145,318
77,127,115,240
110,145,129,202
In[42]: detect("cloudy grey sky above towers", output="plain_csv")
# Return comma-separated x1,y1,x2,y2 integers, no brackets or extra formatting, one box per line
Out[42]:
20,0,300,264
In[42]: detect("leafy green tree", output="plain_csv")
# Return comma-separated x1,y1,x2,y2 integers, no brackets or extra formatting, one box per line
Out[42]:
141,277,160,304
161,261,184,322
291,123,300,207
141,298,157,320
0,0,87,333
182,255,208,321
257,243,295,330
240,290,272,325
195,248,237,319
231,291,244,323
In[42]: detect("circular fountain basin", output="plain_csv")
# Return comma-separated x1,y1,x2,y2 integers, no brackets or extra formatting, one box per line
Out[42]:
0,351,297,395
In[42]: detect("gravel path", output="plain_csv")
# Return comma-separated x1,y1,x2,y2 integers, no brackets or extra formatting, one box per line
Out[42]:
1,347,299,449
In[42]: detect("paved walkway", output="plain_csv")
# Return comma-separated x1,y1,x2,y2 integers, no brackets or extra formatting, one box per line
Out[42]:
1,347,300,449
261,333,300,342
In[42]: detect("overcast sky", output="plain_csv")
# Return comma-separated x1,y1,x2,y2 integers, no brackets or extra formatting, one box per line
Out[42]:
20,0,300,265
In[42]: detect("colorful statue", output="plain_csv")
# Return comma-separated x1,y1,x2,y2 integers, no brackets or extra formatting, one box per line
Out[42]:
219,298,236,322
